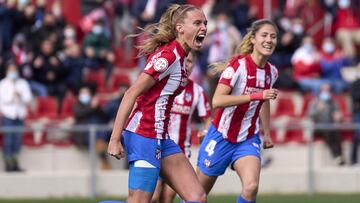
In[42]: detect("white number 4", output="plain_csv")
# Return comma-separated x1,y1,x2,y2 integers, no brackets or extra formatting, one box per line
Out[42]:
205,140,217,156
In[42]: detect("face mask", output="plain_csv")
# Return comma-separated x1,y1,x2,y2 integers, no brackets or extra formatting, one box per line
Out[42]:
303,44,314,52
338,0,350,9
79,94,91,104
64,29,75,38
92,25,103,35
7,72,19,80
319,91,331,101
322,42,335,53
292,24,304,35
217,21,227,31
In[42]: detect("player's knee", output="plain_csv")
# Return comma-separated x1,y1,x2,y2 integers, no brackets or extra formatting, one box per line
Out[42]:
242,180,259,196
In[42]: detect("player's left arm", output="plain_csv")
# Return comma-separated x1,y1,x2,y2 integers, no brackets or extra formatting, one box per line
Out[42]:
260,100,274,149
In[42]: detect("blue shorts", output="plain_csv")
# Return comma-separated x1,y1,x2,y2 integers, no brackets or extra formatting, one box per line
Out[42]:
197,124,261,176
123,130,182,168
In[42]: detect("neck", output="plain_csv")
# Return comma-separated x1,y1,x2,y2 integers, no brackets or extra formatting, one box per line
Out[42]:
176,38,191,54
250,52,268,68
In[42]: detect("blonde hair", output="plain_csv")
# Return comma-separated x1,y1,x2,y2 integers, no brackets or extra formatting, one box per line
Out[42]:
212,19,278,72
134,4,201,56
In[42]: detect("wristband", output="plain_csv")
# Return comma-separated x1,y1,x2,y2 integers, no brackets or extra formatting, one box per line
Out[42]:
250,92,264,101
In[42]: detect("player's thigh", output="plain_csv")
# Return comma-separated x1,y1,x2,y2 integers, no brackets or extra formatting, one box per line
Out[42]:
128,189,153,203
160,153,204,199
233,156,261,186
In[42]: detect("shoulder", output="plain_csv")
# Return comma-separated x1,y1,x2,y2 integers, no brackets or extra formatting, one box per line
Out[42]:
145,49,177,72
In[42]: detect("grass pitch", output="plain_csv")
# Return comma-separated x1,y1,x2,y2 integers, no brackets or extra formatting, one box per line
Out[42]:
0,194,359,203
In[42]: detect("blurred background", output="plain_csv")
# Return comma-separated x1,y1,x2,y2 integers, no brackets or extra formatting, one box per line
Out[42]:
0,0,360,202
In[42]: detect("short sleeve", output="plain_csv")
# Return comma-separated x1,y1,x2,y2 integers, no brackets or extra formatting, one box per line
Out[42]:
270,65,279,88
143,50,176,81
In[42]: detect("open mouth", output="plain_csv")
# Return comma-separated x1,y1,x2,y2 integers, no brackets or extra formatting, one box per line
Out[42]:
195,34,206,45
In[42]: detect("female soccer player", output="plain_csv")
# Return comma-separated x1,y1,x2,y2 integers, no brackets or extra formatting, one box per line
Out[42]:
196,19,279,203
107,4,208,203
152,52,212,203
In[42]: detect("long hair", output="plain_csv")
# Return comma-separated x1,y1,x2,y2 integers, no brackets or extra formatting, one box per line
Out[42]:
212,19,278,72
134,4,201,56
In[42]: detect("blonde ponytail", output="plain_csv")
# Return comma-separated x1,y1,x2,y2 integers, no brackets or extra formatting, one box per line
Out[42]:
133,4,200,56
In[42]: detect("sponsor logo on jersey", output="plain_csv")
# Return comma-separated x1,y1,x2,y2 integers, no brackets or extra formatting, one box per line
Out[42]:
171,104,191,114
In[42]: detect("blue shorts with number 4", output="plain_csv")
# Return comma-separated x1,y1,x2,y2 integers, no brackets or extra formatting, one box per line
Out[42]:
197,124,261,176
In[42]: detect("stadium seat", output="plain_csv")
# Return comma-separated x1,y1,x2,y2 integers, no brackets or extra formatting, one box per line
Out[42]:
109,73,131,92
60,95,77,118
33,96,59,119
273,97,296,117
84,69,107,92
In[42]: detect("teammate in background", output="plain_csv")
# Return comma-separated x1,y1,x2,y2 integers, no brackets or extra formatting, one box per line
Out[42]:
107,4,208,203
152,52,212,203
196,19,279,203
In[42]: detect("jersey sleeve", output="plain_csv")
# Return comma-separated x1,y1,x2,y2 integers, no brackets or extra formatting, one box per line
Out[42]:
218,58,242,88
143,50,176,81
270,64,279,88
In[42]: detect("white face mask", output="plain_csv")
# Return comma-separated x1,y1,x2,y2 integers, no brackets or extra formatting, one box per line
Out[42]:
79,94,91,104
7,71,19,80
303,44,314,52
217,21,228,31
322,42,335,53
292,24,304,35
319,91,331,101
64,29,76,38
92,25,103,35
338,0,350,9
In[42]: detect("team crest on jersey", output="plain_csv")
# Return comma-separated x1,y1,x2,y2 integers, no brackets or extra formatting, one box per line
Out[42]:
155,148,161,160
266,75,271,85
185,92,192,102
222,67,234,79
154,58,169,72
204,159,211,168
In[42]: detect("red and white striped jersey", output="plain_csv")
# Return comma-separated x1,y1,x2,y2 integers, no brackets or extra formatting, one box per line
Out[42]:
168,80,211,156
213,54,278,143
126,40,188,139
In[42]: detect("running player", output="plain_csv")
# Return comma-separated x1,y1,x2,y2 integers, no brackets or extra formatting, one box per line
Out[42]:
107,4,208,203
196,19,279,203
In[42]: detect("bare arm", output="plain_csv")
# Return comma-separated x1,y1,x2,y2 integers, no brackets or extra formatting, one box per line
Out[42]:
107,73,156,159
212,83,279,109
260,100,274,149
212,84,251,109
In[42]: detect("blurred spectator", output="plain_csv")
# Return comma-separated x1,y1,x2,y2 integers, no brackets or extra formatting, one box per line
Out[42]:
270,15,304,89
62,43,86,94
0,0,23,58
83,19,115,81
0,62,33,172
32,39,66,103
291,35,325,94
206,11,241,64
72,84,110,170
319,37,351,93
332,0,360,59
31,12,63,53
308,83,345,166
231,0,258,37
350,63,360,165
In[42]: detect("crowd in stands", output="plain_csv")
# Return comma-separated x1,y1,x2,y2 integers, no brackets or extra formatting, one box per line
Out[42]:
0,0,360,171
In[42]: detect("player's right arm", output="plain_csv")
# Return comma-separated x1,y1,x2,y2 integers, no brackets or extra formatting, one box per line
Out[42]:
107,73,156,159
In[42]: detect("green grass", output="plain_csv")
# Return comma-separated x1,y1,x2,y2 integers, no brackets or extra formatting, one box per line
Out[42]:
0,194,359,203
